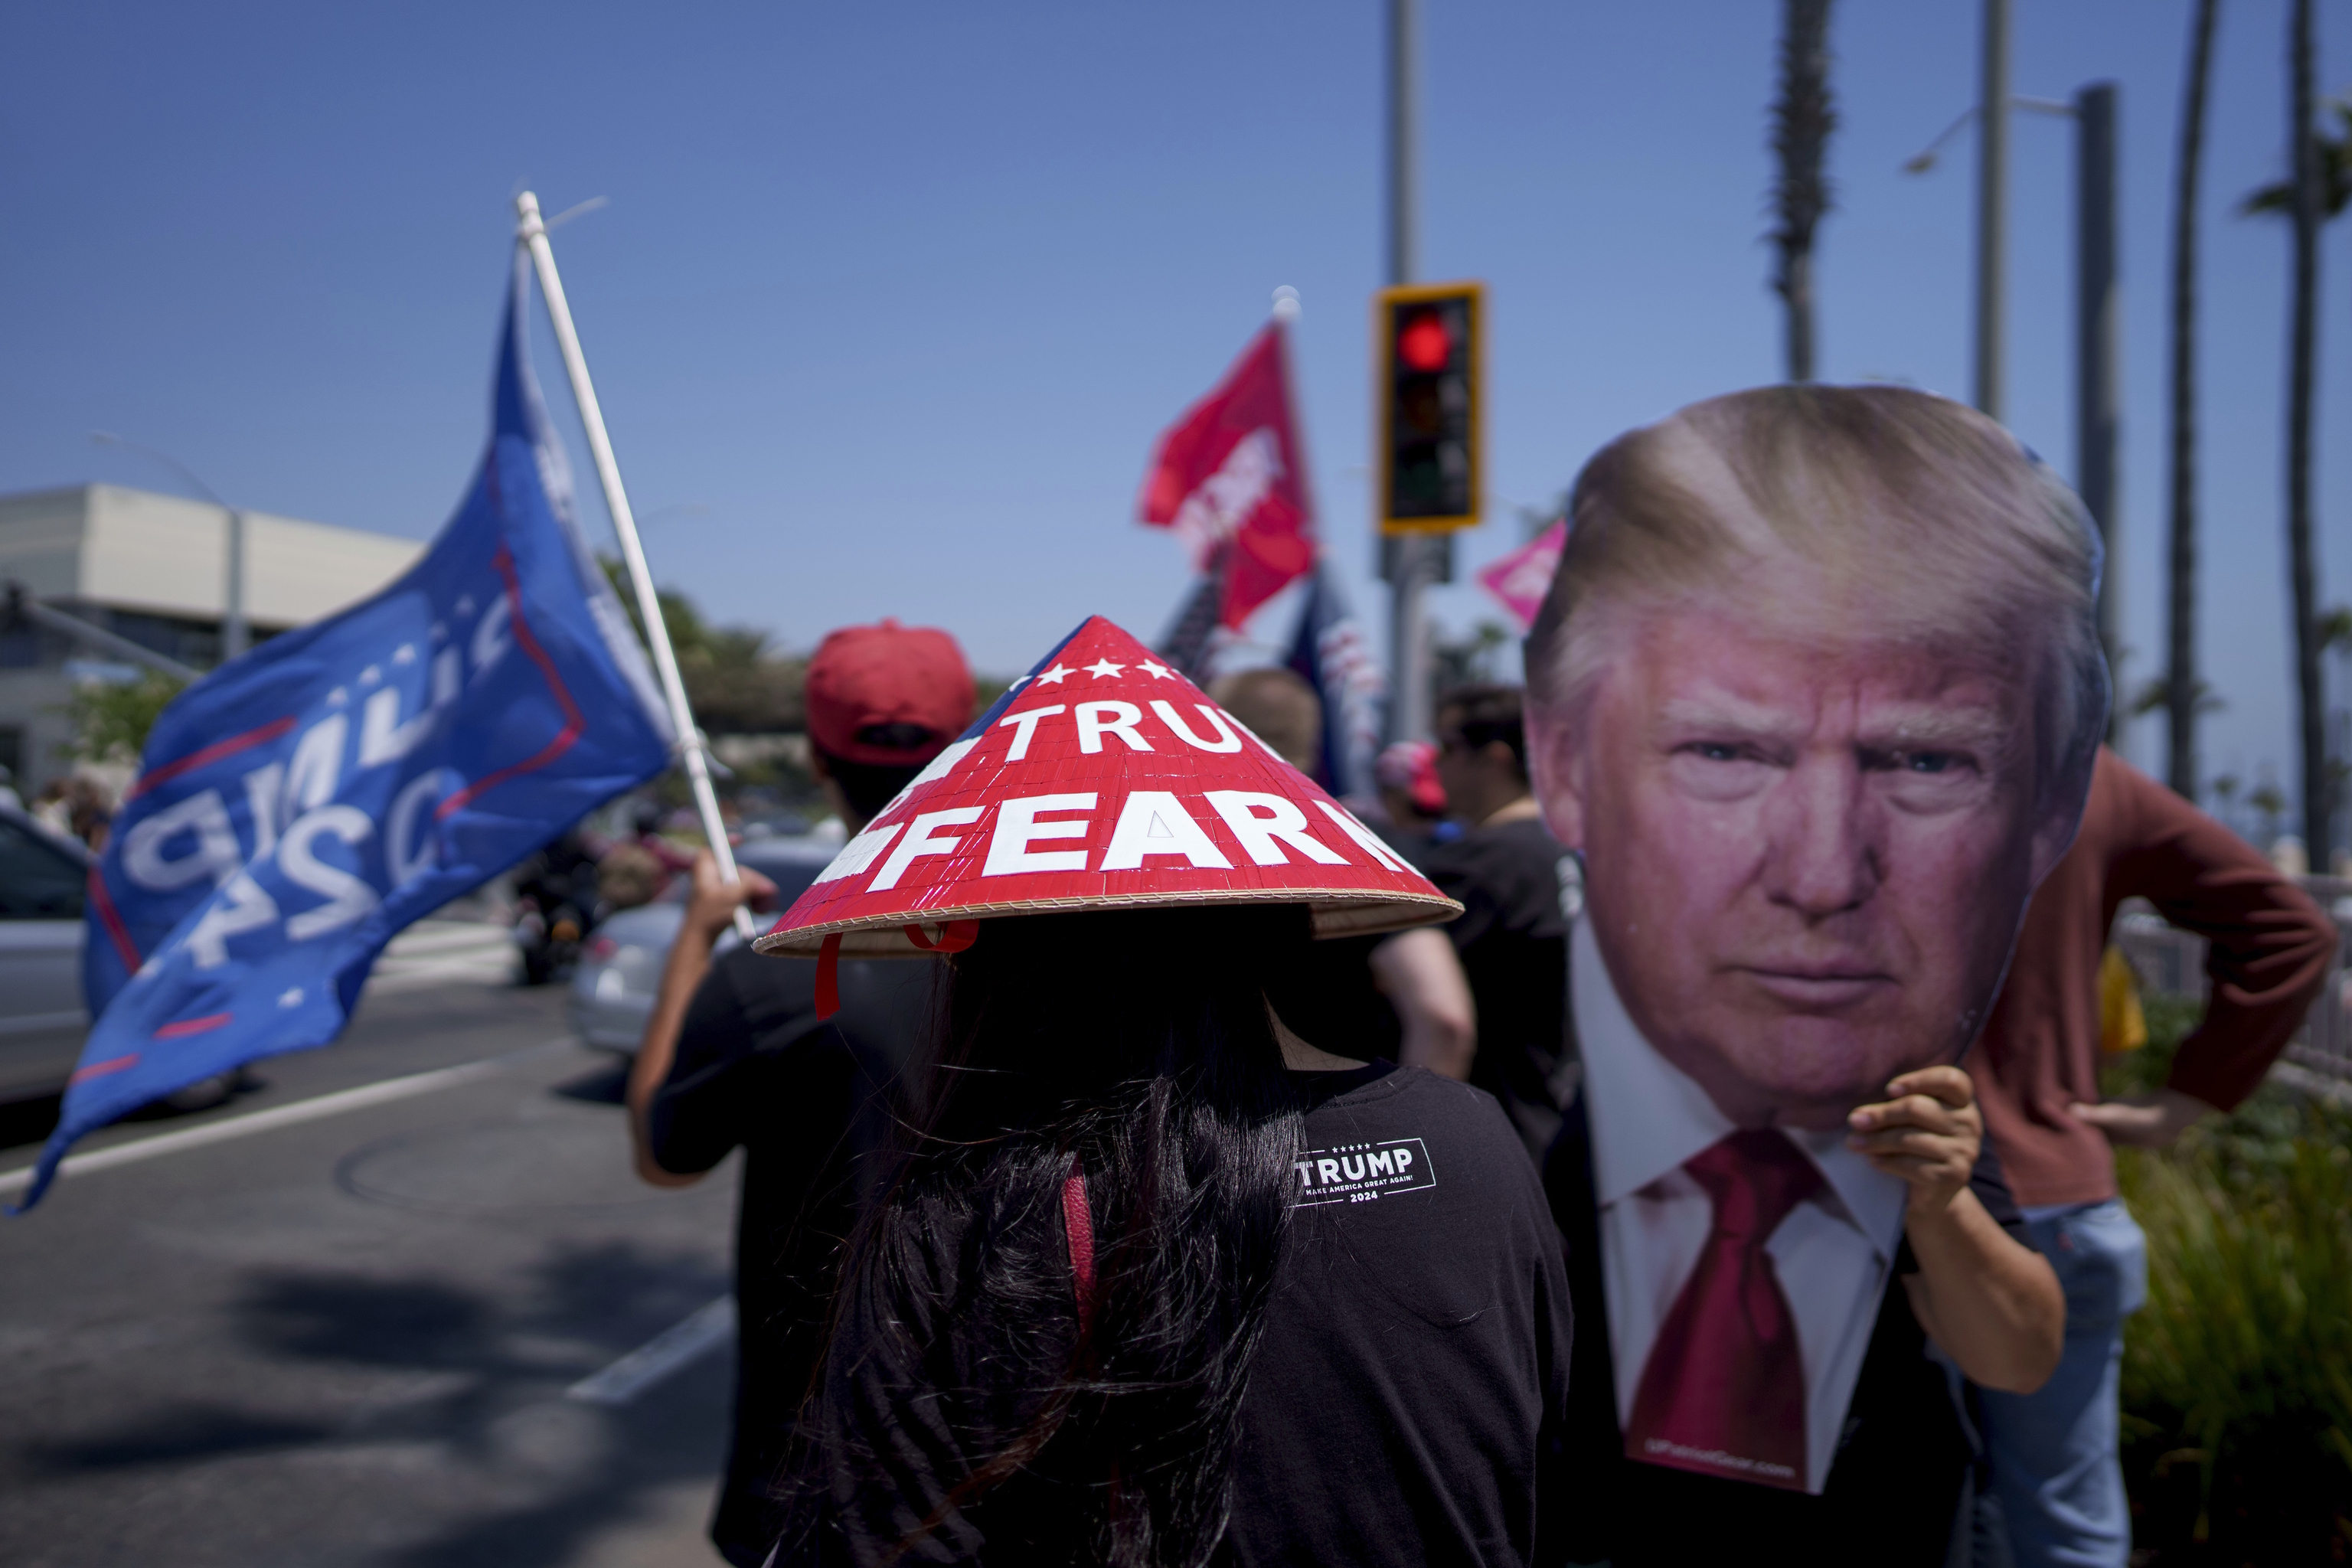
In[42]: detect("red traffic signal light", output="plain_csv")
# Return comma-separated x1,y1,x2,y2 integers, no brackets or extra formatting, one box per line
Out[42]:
1375,282,1485,535
1397,312,1452,373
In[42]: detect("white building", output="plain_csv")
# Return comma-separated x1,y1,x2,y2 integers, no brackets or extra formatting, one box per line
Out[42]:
0,485,423,795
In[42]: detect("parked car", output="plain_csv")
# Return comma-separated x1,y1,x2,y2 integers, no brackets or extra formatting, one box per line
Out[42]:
0,805,91,1102
567,833,841,1054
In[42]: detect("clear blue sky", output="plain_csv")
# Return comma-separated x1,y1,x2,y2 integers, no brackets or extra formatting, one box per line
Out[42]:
2,1,2341,815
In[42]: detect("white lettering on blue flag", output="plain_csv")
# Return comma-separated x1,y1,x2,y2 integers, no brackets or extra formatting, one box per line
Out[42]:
15,256,674,1212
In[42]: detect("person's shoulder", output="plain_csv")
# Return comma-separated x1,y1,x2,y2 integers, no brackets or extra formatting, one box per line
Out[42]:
1455,813,1565,874
1306,1064,1530,1164
1489,812,1564,850
2101,749,2313,893
712,937,812,992
715,939,822,1010
1397,1065,1530,1145
1295,1068,1554,1255
2098,746,2236,854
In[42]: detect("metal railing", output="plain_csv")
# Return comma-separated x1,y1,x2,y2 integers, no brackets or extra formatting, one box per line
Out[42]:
2111,876,2352,1090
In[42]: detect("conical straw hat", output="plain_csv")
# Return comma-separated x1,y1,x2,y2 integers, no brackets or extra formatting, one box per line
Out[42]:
755,615,1459,962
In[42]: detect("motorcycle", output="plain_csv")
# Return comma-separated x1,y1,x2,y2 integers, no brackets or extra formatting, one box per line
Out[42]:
509,831,601,985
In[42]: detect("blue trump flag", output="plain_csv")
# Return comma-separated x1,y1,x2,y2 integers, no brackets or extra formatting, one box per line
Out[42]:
1284,558,1383,799
18,258,674,1209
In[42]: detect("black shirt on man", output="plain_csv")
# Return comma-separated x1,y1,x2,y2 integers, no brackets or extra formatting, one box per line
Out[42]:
648,943,933,1568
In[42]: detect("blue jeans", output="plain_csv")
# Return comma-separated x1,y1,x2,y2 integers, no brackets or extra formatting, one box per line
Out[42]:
1977,1198,2148,1568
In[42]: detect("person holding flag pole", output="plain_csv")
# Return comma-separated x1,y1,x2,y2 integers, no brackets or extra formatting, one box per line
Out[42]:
514,191,754,940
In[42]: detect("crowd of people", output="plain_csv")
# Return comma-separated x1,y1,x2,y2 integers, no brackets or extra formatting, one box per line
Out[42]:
615,384,2334,1568
0,767,116,853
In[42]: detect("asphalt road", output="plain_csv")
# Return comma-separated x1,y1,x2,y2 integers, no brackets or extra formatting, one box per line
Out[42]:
0,941,743,1568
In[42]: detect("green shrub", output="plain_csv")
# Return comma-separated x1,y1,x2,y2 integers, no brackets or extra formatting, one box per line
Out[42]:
2118,1095,2352,1561
60,670,188,766
2099,991,2203,1100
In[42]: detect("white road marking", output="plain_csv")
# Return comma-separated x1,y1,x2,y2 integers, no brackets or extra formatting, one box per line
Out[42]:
365,920,518,995
0,1036,576,1197
365,954,516,995
377,921,514,959
566,1295,735,1406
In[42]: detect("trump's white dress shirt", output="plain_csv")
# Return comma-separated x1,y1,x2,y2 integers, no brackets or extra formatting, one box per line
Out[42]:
1572,920,1910,1495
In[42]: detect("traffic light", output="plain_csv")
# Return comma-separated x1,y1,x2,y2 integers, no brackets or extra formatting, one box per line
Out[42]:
1375,281,1484,535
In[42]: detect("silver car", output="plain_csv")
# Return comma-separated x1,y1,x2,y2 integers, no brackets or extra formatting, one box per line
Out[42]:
0,807,93,1103
567,834,841,1054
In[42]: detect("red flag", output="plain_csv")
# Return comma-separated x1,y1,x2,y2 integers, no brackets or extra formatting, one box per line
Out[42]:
1138,323,1316,628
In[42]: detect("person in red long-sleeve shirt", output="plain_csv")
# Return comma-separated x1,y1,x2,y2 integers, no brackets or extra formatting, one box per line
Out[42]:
1964,746,2337,1566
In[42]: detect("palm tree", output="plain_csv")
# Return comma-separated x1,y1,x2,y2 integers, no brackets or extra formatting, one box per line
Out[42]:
2322,606,2352,859
2243,97,2352,218
2249,775,2290,848
1769,0,1837,382
2213,770,2243,832
2165,0,2222,801
2244,5,2337,864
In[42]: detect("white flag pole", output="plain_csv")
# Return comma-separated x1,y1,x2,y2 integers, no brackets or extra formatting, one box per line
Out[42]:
514,191,755,939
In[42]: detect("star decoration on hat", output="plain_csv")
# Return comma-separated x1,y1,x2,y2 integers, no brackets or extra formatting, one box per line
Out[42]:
1036,664,1074,685
1137,659,1173,680
1085,658,1126,679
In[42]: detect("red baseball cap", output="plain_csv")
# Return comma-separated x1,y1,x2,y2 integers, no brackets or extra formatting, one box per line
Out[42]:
805,619,975,766
1375,740,1447,818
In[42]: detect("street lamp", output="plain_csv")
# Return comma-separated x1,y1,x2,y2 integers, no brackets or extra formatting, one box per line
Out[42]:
1903,86,2125,702
89,432,250,662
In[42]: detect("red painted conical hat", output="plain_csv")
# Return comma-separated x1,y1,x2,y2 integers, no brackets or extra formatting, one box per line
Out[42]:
755,615,1459,961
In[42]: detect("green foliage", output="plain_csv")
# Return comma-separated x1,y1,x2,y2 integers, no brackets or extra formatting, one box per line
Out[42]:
973,674,1015,715
60,671,188,766
2247,780,2290,841
2242,97,2352,220
1432,619,1514,694
2101,991,2204,1100
596,556,806,733
2118,1089,2352,1560
2129,675,2224,720
2105,964,2352,1555
590,557,1006,748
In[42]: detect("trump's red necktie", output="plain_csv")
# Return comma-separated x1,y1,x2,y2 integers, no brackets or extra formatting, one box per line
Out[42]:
1622,1129,1822,1491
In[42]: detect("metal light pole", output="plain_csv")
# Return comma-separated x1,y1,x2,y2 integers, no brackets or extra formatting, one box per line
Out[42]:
2073,82,2123,707
1387,0,1417,289
1905,74,2118,688
1974,0,2011,420
90,433,249,663
1382,0,1444,744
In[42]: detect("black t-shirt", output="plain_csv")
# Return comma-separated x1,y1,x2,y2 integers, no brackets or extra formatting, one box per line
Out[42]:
1223,1063,1574,1568
784,1062,1574,1567
1540,1093,2034,1567
1413,815,1573,1161
648,943,936,1568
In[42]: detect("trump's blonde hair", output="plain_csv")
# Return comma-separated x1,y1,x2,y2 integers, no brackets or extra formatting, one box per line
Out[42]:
1525,384,2107,815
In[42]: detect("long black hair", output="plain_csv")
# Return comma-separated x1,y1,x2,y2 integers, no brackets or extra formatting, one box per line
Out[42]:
792,902,1311,1567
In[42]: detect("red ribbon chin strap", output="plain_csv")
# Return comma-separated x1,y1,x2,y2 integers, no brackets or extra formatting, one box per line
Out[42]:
814,922,975,1021
815,933,843,1021
903,919,979,953
1062,1158,1097,1337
